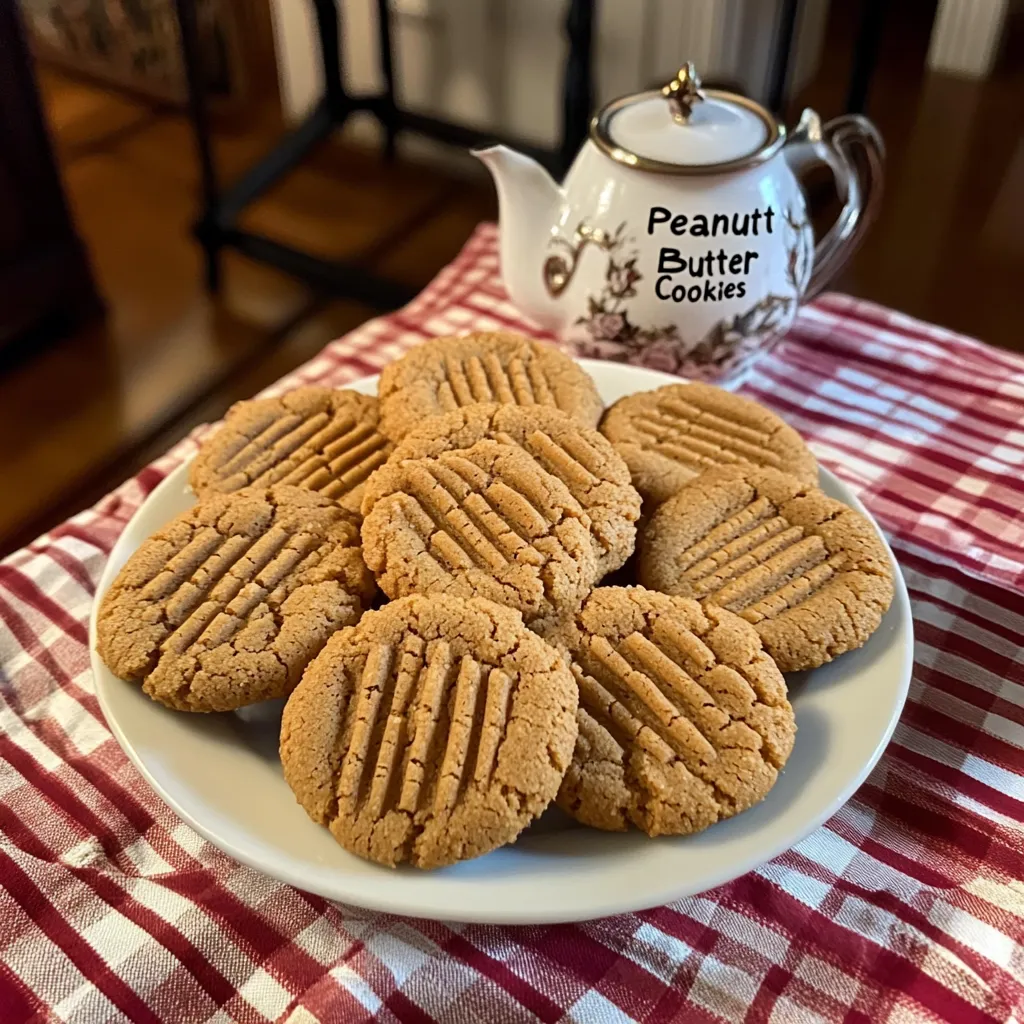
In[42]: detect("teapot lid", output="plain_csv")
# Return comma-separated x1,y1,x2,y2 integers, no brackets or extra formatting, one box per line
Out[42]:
591,63,785,175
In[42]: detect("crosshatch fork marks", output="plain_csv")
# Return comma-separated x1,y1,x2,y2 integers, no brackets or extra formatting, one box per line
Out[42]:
360,439,597,622
402,462,512,572
229,415,391,498
664,496,845,617
192,391,392,508
161,526,295,657
370,404,641,581
554,590,796,837
96,488,374,712
217,411,332,483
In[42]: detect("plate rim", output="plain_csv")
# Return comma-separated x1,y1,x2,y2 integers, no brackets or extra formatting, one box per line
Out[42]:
88,362,914,923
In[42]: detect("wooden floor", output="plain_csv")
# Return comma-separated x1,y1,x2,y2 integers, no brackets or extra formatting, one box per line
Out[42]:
1,2,1021,556
0,69,495,555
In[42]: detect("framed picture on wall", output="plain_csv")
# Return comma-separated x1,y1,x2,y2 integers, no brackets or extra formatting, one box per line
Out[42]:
18,0,276,116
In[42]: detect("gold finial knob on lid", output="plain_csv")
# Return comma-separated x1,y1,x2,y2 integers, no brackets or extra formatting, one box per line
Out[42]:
662,62,705,124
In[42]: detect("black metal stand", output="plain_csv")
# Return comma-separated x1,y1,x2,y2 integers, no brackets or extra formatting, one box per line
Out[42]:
173,0,596,309
766,0,801,114
561,0,595,174
767,0,887,116
846,0,886,113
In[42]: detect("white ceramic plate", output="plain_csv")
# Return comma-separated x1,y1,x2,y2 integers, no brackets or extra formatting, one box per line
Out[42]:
89,361,913,924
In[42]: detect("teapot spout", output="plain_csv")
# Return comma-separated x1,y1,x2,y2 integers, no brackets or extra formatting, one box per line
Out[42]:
473,145,566,330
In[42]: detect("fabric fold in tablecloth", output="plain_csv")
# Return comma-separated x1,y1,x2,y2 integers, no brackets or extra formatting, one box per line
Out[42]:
1,224,1022,1023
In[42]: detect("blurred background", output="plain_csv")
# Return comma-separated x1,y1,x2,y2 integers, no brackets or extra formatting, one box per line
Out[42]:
1,0,1022,557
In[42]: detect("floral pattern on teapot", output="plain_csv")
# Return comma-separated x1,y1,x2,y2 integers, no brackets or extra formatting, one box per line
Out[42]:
557,206,812,381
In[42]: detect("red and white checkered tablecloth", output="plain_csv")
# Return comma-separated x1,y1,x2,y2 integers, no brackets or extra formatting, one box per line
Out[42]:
1,224,1022,1024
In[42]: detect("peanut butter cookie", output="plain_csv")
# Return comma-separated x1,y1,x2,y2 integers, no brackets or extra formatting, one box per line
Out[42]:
280,594,578,869
377,333,603,440
600,382,817,505
544,586,796,836
373,404,641,575
96,486,376,712
638,466,894,671
360,439,598,625
190,387,392,516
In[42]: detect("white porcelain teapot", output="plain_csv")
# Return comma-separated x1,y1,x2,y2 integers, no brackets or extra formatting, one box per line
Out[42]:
475,64,884,385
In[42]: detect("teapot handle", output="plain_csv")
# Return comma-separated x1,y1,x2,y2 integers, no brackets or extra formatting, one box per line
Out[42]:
783,109,885,300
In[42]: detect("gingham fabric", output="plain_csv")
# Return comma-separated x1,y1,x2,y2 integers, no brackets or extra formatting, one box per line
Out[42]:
1,224,1022,1024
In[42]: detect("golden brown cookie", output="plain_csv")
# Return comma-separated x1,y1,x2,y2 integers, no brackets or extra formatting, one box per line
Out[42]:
544,586,796,836
373,404,641,576
360,439,598,626
190,387,392,516
600,382,817,505
638,466,894,671
280,594,578,869
96,486,376,712
377,333,603,440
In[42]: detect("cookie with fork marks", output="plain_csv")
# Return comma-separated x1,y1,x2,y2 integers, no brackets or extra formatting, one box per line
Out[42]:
377,333,603,441
600,382,817,506
360,438,599,626
369,403,640,576
280,594,578,868
638,466,894,671
190,387,392,518
96,486,375,712
540,586,796,836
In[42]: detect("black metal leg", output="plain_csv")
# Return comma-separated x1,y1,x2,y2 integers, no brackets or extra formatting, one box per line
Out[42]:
766,0,800,113
376,0,399,160
846,0,886,113
558,0,595,179
202,241,222,291
311,0,348,120
174,0,222,292
217,102,335,225
171,0,600,309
